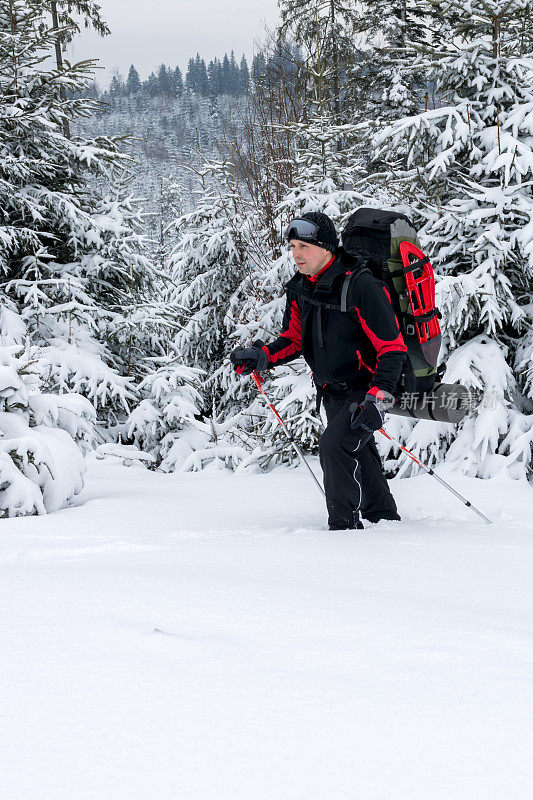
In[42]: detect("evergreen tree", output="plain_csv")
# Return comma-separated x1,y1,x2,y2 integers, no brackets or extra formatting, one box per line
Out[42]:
239,54,250,93
229,50,238,95
346,0,438,159
126,64,141,94
124,359,205,472
124,160,260,471
146,70,159,97
222,53,232,94
0,0,157,427
50,0,110,40
185,57,196,92
185,54,210,96
0,303,95,516
373,0,533,478
167,160,250,386
109,72,125,97
153,176,185,269
196,55,209,96
158,63,173,96
172,65,184,96
207,58,221,96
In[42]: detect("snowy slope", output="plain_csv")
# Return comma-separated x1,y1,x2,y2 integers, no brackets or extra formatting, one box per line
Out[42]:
1,455,532,800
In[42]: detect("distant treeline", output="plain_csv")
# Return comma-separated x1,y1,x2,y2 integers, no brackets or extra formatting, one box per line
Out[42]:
97,51,277,99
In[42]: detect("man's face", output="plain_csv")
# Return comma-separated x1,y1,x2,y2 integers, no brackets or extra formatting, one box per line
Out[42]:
290,239,333,276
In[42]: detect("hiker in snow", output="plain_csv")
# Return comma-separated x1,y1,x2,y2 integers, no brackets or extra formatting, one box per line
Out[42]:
230,212,407,530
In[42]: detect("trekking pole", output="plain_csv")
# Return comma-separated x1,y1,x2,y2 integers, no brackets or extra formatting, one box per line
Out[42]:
379,428,493,526
249,369,326,500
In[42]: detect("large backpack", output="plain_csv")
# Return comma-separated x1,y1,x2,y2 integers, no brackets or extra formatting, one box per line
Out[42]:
342,208,441,393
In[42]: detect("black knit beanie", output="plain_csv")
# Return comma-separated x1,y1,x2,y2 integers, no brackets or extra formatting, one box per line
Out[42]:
290,211,339,253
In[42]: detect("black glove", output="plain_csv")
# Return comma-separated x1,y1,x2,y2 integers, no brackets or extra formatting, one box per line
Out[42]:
349,391,392,448
230,340,269,376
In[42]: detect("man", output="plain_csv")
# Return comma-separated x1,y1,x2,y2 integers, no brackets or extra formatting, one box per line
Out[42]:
230,211,407,530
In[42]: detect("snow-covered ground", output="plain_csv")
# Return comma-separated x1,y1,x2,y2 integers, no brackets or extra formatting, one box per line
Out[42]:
1,455,532,800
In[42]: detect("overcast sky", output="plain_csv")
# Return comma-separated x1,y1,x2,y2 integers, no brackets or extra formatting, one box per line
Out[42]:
68,0,280,87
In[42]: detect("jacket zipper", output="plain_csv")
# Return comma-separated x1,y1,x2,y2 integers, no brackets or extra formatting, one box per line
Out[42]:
316,305,335,382
317,307,324,349
356,349,376,374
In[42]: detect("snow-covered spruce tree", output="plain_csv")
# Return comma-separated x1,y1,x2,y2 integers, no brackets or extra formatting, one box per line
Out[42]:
0,301,95,516
123,358,206,471
373,0,533,479
122,159,260,472
0,1,158,433
346,0,439,170
152,175,185,270
166,160,251,390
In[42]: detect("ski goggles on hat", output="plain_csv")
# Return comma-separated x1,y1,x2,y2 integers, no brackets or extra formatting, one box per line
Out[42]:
284,218,320,243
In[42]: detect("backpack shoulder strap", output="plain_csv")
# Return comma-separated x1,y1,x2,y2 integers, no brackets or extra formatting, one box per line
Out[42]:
289,266,373,312
290,293,342,311
340,266,372,312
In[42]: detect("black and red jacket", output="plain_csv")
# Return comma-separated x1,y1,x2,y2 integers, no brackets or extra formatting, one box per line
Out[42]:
263,253,407,396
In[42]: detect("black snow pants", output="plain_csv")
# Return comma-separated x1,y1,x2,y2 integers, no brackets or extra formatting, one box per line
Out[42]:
319,389,400,529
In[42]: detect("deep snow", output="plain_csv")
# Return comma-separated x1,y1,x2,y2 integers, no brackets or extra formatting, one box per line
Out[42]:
1,455,532,799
